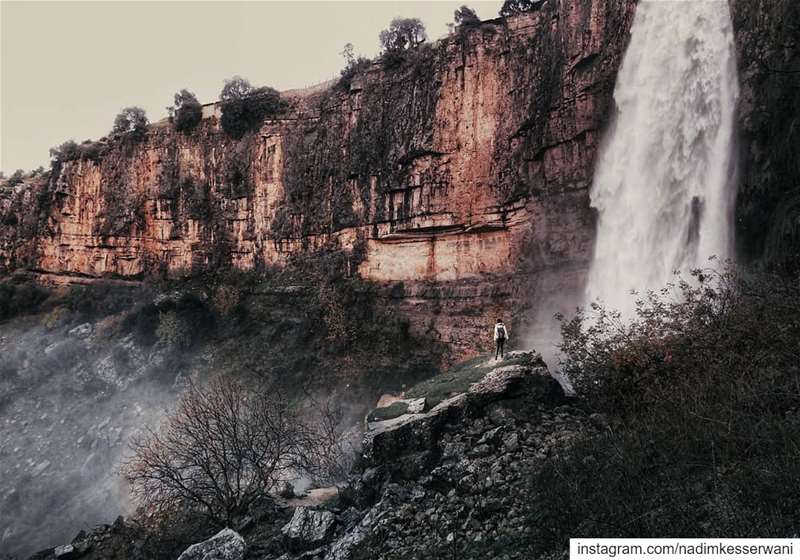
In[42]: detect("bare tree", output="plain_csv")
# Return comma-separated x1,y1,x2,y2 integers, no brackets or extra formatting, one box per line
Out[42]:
123,377,304,526
124,376,356,526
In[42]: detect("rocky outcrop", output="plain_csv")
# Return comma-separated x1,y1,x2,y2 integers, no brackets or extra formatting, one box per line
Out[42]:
313,352,591,560
177,529,245,560
0,2,638,357
281,508,337,553
23,352,592,560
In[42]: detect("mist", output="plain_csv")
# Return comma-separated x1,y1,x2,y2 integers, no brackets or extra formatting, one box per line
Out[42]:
0,313,183,558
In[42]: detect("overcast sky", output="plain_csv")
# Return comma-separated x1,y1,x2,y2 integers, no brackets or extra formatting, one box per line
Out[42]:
0,0,504,173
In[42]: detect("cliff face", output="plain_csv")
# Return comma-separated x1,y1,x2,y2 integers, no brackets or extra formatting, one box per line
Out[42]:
728,0,800,269
1,2,638,357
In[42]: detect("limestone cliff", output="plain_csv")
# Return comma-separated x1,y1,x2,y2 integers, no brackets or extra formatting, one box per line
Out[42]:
2,2,638,358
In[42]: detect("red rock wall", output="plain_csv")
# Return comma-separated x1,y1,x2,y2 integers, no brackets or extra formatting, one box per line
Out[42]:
0,2,638,359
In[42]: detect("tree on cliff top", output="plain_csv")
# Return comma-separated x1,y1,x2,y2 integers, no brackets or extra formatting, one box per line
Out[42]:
454,5,481,28
111,106,148,139
379,17,427,52
338,43,372,91
379,17,427,71
499,0,545,17
169,89,203,134
218,76,284,139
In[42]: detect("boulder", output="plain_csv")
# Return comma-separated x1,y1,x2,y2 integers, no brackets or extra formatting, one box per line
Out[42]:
176,528,245,560
53,545,76,559
281,507,336,552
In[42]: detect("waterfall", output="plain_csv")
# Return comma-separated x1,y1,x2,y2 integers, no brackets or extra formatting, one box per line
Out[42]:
585,0,739,317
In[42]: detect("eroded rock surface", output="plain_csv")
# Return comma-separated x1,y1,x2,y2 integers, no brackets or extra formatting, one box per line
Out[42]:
177,529,245,560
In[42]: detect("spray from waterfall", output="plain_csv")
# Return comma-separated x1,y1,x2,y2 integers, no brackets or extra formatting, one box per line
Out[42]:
585,0,739,317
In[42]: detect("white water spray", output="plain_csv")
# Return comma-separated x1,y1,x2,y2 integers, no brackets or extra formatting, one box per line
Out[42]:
586,0,739,317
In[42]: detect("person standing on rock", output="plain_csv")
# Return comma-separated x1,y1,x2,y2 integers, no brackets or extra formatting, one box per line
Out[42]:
494,318,508,360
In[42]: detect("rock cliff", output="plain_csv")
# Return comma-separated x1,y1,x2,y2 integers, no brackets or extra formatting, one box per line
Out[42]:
3,0,792,355
0,2,637,358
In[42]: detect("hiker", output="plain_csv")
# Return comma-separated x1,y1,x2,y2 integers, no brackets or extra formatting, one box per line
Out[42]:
494,318,508,359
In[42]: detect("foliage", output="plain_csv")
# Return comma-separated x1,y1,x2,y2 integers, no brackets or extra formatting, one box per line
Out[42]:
49,139,106,164
219,76,284,139
338,43,372,91
379,17,426,52
62,281,145,319
499,0,545,17
170,89,203,133
0,281,50,322
524,265,800,553
6,169,25,187
42,306,69,330
454,5,481,27
156,310,192,349
111,106,149,138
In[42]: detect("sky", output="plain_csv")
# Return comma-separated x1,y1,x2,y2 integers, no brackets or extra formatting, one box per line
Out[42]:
0,0,504,173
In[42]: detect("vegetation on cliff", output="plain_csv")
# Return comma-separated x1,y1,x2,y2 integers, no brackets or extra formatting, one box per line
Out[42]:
524,265,800,553
219,77,286,139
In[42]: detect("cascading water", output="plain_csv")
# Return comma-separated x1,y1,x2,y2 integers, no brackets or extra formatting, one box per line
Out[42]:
585,0,739,317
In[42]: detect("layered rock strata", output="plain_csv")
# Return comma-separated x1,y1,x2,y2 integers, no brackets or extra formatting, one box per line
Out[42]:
0,2,638,357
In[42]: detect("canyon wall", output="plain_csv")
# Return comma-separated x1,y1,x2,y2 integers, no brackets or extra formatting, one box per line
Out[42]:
1,1,636,359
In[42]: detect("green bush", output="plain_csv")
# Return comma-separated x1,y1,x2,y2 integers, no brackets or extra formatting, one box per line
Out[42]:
111,106,148,139
499,0,544,17
49,139,106,165
0,281,50,322
338,43,372,91
62,282,143,319
219,76,285,138
171,89,203,134
6,169,25,187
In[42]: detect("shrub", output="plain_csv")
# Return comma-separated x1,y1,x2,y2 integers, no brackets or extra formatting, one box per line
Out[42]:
49,140,81,163
63,281,141,318
111,106,148,138
6,169,25,187
155,310,191,349
338,43,372,91
170,89,203,133
454,5,480,27
499,0,545,17
219,76,284,138
523,265,800,552
180,177,211,219
122,302,160,346
124,377,327,525
379,17,426,52
42,306,69,330
0,281,50,322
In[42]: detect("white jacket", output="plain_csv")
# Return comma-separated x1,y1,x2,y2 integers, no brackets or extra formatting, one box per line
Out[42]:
494,322,508,341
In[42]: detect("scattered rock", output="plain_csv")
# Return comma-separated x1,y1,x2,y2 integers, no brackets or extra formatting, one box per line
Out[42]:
53,544,75,559
68,323,93,338
282,507,336,552
176,528,245,560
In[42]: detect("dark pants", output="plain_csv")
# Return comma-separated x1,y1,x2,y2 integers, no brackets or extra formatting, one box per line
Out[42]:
495,337,505,359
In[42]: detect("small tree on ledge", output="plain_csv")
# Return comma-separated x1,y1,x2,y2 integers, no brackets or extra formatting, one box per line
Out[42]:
169,89,203,134
500,0,545,17
111,106,148,139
